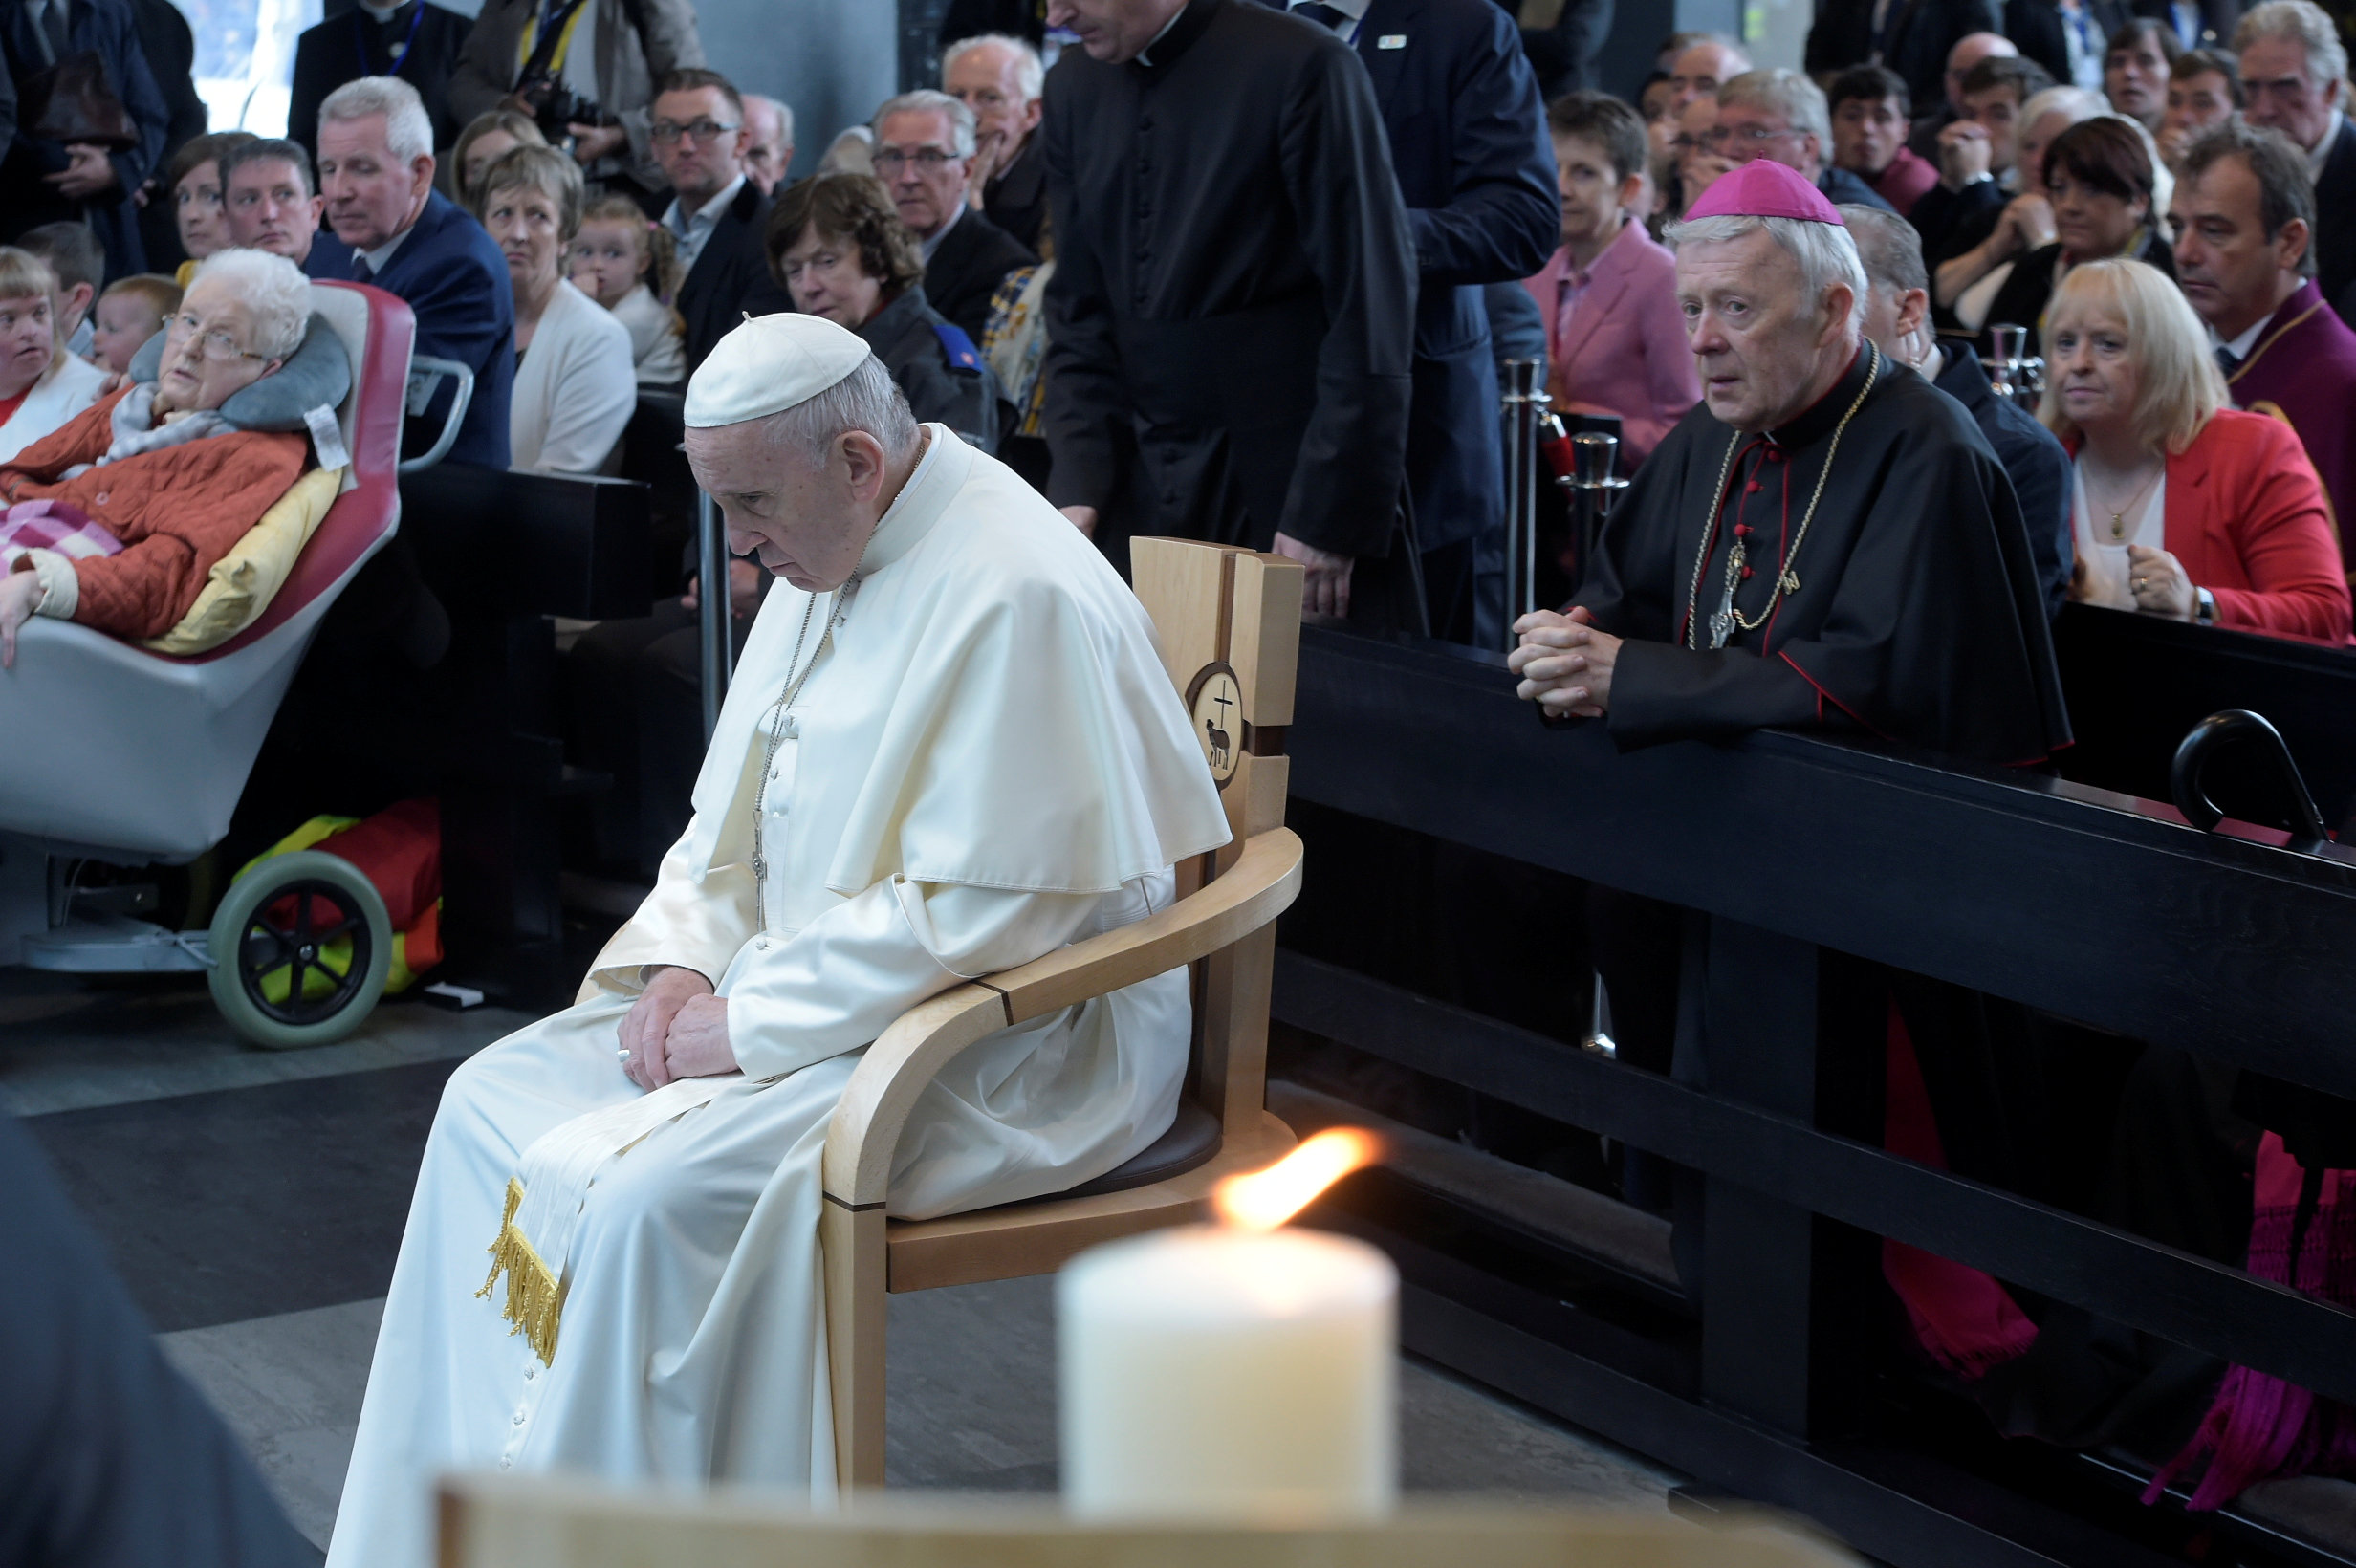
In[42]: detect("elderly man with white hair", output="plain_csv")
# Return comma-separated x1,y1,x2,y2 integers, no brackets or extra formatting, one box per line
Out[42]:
325,313,1228,1567
1511,159,2070,1394
1712,68,1899,214
741,93,796,195
872,86,1037,341
307,74,516,468
944,32,1049,252
2233,0,2356,316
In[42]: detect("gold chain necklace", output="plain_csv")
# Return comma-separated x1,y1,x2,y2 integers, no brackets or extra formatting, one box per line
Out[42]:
1684,342,1882,651
2083,458,2161,544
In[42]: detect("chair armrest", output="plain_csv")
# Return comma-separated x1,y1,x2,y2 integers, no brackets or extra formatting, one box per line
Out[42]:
821,827,1305,1208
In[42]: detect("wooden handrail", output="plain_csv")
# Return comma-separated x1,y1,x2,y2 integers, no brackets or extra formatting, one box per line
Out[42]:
821,828,1305,1208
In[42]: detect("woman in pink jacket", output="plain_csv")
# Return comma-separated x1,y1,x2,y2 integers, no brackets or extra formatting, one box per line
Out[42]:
1522,93,1699,470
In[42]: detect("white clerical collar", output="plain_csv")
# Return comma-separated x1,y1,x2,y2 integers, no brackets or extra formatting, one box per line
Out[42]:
919,200,962,263
857,425,957,573
1134,5,1189,65
2309,110,2345,178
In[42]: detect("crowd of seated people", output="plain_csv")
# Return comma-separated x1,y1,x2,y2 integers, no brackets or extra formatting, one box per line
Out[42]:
12,0,2356,1545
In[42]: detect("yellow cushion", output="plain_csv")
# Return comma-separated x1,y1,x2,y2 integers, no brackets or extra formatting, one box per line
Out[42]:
141,465,345,656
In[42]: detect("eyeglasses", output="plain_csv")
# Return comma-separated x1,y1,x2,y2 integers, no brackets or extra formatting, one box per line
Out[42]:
873,147,960,174
650,118,739,145
164,313,265,363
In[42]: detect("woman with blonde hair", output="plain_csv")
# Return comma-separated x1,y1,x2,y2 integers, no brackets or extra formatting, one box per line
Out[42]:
0,249,105,465
2040,257,2350,641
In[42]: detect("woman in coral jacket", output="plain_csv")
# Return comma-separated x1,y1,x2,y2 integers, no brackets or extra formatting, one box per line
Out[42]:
2041,257,2351,642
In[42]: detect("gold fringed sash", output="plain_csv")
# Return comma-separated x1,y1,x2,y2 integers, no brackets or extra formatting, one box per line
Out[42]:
479,1177,567,1365
470,1072,748,1370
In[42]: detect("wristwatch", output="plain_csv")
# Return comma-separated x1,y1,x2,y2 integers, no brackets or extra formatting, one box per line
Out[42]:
2193,585,2217,624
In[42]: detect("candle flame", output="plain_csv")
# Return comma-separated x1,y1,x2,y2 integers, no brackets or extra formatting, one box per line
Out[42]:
1211,1128,1381,1231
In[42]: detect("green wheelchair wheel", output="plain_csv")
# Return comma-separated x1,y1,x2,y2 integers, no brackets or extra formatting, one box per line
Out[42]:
206,850,392,1050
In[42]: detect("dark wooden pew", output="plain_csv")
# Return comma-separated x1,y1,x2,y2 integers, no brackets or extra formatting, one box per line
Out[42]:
1276,623,2356,1568
2050,602,2356,832
398,465,652,1002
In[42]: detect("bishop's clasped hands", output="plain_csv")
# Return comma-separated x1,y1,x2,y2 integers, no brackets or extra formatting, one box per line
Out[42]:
1509,605,1623,719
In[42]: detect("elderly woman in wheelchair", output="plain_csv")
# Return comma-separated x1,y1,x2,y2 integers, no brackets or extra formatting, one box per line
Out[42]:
0,248,350,666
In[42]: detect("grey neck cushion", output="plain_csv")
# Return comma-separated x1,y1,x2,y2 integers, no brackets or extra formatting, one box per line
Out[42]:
124,313,355,436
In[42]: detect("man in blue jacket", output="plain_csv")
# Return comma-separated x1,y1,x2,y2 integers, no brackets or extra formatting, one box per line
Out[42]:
306,74,514,470
1275,0,1558,644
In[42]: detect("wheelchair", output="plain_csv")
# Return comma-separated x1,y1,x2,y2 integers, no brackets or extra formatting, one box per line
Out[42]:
0,282,473,1050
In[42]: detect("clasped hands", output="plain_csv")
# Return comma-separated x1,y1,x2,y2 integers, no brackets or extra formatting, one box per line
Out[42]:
1508,605,1622,718
618,965,738,1090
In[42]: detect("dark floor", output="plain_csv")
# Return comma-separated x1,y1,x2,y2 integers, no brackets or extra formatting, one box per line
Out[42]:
5,965,1683,1555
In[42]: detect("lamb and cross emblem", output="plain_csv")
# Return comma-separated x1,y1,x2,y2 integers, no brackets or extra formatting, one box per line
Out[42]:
1187,665,1245,788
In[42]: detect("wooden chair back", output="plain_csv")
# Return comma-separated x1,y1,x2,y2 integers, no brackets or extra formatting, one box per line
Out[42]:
817,540,1307,1491
1128,538,1300,1138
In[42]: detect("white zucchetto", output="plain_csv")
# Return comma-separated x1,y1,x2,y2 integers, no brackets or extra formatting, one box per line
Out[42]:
684,312,870,428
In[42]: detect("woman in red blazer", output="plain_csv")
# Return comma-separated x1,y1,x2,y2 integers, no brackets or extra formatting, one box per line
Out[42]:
2040,258,2351,642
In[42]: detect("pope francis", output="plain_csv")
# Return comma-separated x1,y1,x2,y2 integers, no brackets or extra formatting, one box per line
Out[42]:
326,316,1230,1565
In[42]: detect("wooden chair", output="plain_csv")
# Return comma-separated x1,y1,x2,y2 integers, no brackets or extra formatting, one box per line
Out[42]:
439,1474,1861,1567
819,538,1307,1491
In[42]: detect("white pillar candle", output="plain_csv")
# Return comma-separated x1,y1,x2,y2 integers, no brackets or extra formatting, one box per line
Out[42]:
1058,1223,1398,1520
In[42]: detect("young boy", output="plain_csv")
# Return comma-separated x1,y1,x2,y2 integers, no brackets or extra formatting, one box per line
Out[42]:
90,274,182,374
16,222,103,360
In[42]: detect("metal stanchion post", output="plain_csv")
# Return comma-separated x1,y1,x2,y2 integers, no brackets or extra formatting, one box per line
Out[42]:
696,490,731,741
1981,323,2044,411
1500,359,1545,653
1562,432,1628,591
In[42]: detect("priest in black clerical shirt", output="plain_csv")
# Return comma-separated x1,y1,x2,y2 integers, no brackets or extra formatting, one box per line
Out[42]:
1041,0,1418,626
289,0,472,157
1512,157,2068,765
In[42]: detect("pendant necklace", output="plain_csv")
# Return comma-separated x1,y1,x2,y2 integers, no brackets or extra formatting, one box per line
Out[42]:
748,574,862,931
1684,341,1882,651
2086,461,2160,545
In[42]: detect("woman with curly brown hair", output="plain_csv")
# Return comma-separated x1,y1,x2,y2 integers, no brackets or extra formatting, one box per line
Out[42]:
764,172,1005,450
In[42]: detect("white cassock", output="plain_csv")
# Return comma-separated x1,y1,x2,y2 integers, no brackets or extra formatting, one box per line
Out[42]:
327,426,1230,1567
